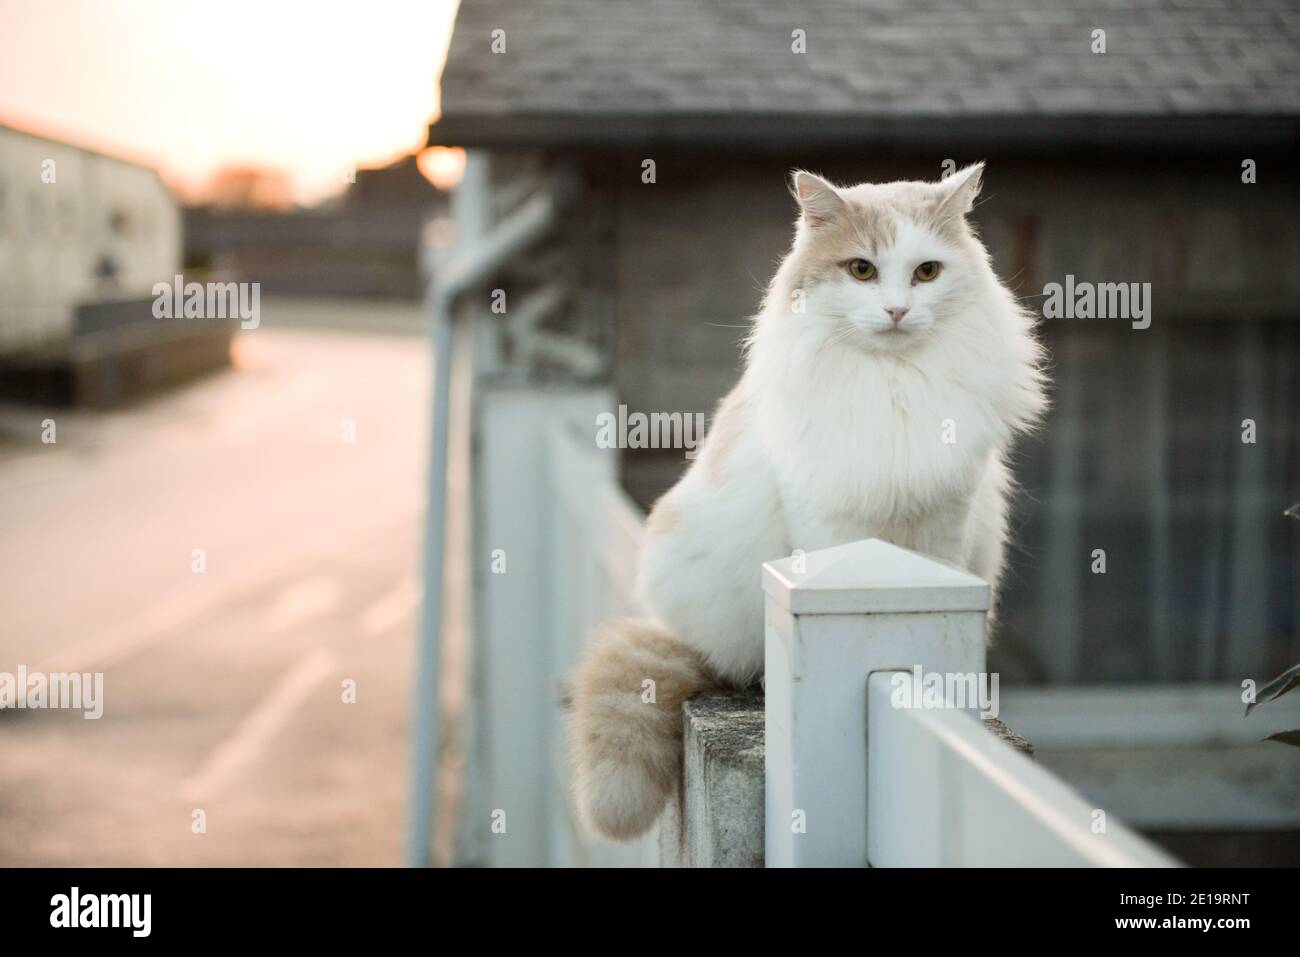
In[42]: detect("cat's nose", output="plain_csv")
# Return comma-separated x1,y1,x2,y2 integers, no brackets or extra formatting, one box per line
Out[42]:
886,307,909,325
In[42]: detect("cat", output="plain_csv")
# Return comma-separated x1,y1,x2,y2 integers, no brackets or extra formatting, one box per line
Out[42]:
568,163,1048,842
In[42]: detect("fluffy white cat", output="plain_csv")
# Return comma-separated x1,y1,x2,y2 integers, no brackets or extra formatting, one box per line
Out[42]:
568,163,1048,841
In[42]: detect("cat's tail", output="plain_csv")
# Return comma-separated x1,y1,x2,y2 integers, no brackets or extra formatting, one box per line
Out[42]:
567,618,715,842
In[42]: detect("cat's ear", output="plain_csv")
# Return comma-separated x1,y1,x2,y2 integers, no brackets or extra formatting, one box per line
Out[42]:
935,162,984,217
791,170,845,226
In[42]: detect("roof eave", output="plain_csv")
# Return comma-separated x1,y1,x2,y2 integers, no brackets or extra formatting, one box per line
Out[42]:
428,111,1300,153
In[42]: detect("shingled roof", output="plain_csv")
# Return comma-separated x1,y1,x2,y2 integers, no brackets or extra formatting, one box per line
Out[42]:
430,0,1300,148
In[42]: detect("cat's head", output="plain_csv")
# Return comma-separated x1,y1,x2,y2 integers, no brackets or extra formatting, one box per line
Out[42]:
783,164,989,354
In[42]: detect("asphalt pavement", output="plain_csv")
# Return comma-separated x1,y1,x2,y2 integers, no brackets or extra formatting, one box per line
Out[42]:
0,304,439,865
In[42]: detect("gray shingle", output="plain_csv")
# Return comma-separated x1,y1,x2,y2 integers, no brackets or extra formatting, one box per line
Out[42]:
433,0,1300,144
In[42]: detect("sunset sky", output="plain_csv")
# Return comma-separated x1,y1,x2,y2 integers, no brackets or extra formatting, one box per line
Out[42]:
0,0,461,204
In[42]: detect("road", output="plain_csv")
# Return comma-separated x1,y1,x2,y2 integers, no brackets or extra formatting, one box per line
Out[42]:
0,305,436,865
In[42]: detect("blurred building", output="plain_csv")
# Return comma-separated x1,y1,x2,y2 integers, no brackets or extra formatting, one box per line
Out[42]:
430,0,1300,687
0,122,180,353
184,154,448,300
0,123,234,407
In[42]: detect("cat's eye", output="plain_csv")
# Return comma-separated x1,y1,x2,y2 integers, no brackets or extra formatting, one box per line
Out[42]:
848,259,876,281
913,261,941,282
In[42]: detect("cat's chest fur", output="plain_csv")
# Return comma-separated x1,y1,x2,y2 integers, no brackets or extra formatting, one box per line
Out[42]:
757,351,1002,544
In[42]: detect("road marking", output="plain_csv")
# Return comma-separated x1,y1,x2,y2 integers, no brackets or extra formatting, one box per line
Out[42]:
263,576,341,633
28,503,419,676
359,576,422,639
31,551,313,676
178,647,339,803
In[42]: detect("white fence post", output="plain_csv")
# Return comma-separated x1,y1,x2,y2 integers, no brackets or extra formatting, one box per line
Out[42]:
763,538,989,867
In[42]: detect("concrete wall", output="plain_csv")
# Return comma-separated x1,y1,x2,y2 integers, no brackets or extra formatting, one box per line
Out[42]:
659,692,764,868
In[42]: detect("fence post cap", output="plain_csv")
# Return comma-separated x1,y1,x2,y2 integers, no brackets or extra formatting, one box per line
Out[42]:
762,538,989,615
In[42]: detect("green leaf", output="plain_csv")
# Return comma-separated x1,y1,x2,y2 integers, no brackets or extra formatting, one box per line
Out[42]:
1262,729,1300,748
1245,662,1300,716
1285,503,1300,520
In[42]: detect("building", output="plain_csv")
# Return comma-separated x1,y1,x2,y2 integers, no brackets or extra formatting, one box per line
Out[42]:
0,123,234,407
0,122,180,353
430,0,1300,686
184,154,448,301
416,0,1300,866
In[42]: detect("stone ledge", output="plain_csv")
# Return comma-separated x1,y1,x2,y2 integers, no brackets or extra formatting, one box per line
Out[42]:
658,689,1033,867
659,689,764,868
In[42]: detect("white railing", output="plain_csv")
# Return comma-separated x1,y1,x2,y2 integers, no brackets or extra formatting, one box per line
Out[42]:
462,385,1176,867
763,538,1178,868
867,672,1173,867
545,413,645,636
461,387,656,866
543,408,658,866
